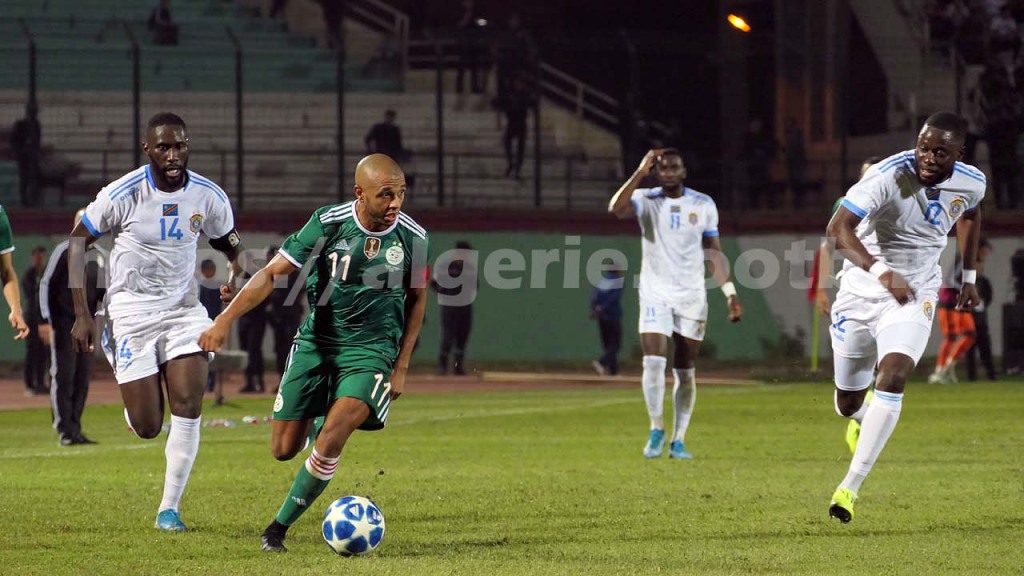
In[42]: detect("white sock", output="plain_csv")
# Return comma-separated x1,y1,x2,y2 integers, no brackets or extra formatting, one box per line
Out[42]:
641,356,667,430
840,390,902,494
159,415,201,513
671,368,696,442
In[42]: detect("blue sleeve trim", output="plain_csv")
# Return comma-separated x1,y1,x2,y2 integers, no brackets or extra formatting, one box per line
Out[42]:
840,198,868,218
81,213,106,238
702,230,719,237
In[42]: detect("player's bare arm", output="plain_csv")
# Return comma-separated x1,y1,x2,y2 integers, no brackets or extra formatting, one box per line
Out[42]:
198,253,298,352
608,148,662,219
954,205,982,310
389,285,428,400
67,221,100,351
827,205,915,305
208,229,245,302
0,251,29,339
703,235,742,322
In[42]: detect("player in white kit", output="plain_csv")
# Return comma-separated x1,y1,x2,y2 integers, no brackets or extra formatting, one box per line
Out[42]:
826,112,984,523
609,148,743,460
68,113,245,531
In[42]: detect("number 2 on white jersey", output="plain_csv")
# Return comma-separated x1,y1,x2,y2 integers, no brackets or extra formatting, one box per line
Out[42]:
327,252,352,281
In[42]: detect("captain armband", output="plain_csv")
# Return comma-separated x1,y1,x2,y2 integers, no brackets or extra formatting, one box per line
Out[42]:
209,229,241,253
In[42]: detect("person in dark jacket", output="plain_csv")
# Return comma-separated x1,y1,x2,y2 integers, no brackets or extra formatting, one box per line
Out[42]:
966,239,997,381
21,246,48,395
39,210,107,446
197,259,221,393
430,241,477,375
265,246,304,392
590,265,624,376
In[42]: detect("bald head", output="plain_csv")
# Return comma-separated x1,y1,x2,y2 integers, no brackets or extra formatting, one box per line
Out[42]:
353,154,407,231
355,154,404,190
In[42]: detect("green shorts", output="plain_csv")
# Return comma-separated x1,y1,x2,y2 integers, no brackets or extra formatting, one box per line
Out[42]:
272,338,395,431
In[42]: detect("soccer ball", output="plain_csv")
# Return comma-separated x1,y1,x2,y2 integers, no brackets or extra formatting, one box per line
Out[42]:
322,495,386,556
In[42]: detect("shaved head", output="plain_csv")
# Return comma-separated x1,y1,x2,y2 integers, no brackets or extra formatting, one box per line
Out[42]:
355,154,404,190
353,154,407,231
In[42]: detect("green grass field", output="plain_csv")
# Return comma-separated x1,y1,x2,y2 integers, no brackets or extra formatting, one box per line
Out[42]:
2,381,1023,576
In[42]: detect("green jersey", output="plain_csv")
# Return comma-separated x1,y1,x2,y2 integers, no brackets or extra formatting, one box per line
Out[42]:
280,201,429,359
0,205,13,255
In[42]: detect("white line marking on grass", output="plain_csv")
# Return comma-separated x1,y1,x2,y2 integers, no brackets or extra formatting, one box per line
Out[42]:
0,442,155,460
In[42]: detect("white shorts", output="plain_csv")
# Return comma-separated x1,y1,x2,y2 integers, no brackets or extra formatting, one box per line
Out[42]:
638,295,708,341
829,288,937,367
102,304,214,384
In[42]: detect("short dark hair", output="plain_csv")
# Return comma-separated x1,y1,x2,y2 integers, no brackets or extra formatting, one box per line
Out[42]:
31,245,46,255
147,112,187,132
658,148,684,162
200,259,216,270
923,112,966,141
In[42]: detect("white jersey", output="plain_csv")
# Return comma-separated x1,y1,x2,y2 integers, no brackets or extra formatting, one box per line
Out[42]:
838,151,986,298
82,165,235,318
632,186,719,307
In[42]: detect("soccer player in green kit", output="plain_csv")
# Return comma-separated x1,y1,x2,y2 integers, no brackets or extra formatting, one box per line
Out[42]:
198,154,429,552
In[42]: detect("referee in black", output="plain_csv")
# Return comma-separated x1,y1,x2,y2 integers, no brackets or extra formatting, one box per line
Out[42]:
39,210,107,446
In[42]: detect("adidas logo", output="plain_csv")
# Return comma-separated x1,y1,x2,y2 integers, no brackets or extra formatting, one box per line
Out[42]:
334,239,351,252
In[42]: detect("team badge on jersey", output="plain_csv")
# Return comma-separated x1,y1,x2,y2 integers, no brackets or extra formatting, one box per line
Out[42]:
385,243,404,265
364,237,381,259
688,212,698,225
948,196,967,219
923,300,934,321
163,203,179,216
189,212,203,234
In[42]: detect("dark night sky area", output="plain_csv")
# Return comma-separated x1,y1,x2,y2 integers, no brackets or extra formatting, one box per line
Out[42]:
397,1,764,163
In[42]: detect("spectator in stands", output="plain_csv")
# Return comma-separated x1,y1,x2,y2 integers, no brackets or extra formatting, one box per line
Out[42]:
498,75,535,180
742,118,778,209
987,4,1020,82
494,12,537,106
456,0,487,96
364,110,407,162
197,259,221,394
148,0,179,46
21,246,48,396
317,0,343,50
978,65,1023,208
10,102,41,208
269,0,288,19
784,117,807,205
431,241,477,376
966,239,997,381
265,246,304,392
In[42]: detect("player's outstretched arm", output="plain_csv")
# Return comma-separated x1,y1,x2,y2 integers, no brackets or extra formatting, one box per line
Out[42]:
0,252,28,339
68,222,100,351
389,285,428,400
198,254,297,352
704,235,742,322
608,149,661,219
954,205,982,310
827,205,914,304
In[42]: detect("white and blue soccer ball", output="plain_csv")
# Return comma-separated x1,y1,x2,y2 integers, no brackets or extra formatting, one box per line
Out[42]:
322,495,386,556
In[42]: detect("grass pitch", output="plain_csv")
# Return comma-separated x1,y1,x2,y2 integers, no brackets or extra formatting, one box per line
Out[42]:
1,380,1022,576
